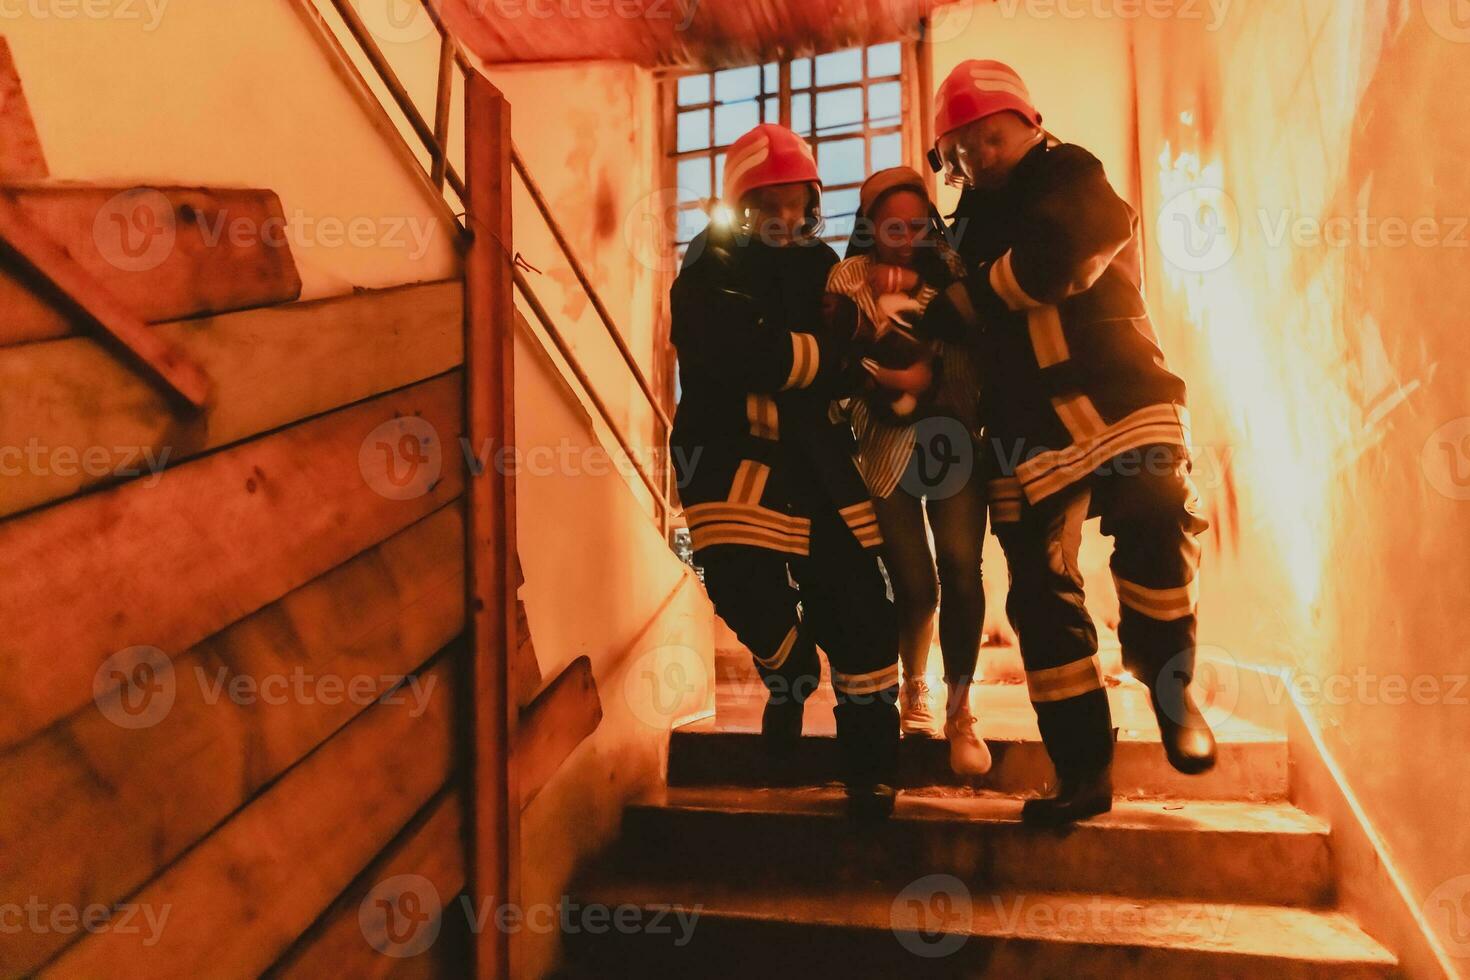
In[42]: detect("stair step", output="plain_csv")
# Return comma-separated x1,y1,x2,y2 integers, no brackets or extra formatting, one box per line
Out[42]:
668,723,1289,801
566,878,1397,979
609,786,1333,907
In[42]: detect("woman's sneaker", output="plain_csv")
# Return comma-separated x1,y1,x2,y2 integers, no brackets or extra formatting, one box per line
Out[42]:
943,709,993,775
899,678,938,737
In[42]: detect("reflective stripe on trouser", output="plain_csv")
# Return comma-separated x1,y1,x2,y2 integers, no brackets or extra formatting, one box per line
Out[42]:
795,501,900,787
1098,448,1209,693
696,545,821,704
994,480,1114,778
694,497,900,786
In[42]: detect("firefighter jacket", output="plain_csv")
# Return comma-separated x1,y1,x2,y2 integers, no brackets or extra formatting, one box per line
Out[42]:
670,224,882,556
921,138,1191,505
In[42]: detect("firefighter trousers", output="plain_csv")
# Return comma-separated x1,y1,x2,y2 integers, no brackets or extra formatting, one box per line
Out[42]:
991,443,1208,778
696,500,900,788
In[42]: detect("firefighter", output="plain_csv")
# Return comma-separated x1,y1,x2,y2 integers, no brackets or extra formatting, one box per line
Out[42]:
825,166,992,776
892,60,1217,824
670,123,901,820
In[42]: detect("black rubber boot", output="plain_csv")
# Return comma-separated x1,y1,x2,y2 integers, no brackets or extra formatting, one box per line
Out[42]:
1150,684,1217,775
1021,764,1113,826
759,697,806,786
834,697,900,820
845,783,897,822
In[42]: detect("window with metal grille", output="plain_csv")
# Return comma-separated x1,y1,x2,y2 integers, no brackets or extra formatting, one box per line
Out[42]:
668,43,909,260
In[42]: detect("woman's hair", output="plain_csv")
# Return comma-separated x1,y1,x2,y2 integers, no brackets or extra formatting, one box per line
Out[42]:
844,184,955,281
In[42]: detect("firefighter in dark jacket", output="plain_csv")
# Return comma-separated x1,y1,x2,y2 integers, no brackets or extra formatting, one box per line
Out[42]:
895,61,1217,824
670,123,901,819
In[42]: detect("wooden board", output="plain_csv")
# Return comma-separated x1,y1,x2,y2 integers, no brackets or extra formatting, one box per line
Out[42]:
38,657,456,978
0,184,303,346
0,279,462,519
267,789,467,979
0,192,212,406
0,504,465,977
0,39,47,180
0,372,465,751
516,656,603,809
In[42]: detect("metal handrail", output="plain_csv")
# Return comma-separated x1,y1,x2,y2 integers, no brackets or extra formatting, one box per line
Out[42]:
508,150,674,436
323,0,467,203
303,0,675,534
514,270,674,520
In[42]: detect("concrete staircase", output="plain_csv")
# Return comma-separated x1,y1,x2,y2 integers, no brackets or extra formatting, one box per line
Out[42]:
565,672,1399,978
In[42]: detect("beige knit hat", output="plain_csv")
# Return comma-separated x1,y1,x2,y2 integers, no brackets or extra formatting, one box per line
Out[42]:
857,166,929,218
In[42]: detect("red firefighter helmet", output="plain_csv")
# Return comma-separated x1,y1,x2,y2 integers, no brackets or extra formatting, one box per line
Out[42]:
722,123,821,207
933,59,1042,142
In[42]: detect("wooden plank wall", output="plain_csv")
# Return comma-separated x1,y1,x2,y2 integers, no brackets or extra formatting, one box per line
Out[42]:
0,273,476,977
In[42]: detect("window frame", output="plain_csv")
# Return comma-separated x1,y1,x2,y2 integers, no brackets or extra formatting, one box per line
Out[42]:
661,42,925,259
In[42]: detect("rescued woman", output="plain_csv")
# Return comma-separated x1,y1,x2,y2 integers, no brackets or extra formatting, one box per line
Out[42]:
825,166,991,777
